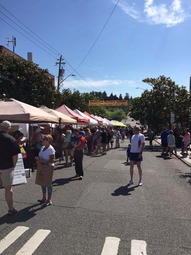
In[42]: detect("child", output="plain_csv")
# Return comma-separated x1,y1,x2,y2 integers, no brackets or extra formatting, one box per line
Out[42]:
126,143,131,163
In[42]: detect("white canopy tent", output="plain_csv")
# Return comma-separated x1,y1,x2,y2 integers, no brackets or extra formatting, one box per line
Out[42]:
0,98,58,123
39,106,77,124
92,115,113,126
73,109,98,125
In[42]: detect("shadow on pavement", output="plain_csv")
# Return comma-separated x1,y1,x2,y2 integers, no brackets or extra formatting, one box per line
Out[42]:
0,203,45,225
52,176,80,186
144,145,162,152
111,185,139,196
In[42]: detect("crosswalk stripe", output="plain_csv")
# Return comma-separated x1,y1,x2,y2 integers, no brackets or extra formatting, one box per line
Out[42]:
0,226,29,254
131,240,147,255
15,229,51,255
101,236,120,255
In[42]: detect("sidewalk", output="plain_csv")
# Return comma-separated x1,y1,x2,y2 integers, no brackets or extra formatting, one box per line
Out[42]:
154,138,191,167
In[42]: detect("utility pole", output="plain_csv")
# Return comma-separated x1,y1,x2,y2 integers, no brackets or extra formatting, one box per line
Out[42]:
55,55,65,93
6,36,16,53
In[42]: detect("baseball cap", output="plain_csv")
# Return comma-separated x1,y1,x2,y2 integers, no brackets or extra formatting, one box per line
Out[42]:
0,120,11,128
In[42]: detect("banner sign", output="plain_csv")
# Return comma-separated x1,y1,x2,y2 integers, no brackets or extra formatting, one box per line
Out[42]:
13,154,27,185
89,100,128,107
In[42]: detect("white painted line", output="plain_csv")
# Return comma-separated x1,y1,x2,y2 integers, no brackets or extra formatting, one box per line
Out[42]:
0,226,29,254
131,240,147,255
101,236,120,255
15,229,51,255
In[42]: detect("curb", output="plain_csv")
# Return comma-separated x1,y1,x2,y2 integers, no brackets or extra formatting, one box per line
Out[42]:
154,139,191,167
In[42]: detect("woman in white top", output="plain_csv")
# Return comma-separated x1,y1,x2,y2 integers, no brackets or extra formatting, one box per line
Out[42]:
36,134,55,206
167,130,177,157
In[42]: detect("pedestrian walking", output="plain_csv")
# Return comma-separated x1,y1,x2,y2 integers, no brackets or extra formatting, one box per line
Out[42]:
115,128,121,148
161,128,169,156
167,130,177,157
127,126,145,187
126,143,131,163
148,129,155,147
182,128,190,155
100,127,108,155
0,120,20,215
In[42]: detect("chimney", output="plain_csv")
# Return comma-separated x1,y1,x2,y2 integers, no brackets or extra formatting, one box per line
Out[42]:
27,52,33,62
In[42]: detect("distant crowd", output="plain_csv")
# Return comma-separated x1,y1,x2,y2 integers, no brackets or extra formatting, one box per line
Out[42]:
147,127,191,158
0,120,136,214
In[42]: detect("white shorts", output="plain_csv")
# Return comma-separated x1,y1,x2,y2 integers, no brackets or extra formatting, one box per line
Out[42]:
0,167,14,187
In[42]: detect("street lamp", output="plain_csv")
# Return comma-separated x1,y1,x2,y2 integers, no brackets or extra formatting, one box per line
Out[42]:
63,74,75,82
59,74,76,90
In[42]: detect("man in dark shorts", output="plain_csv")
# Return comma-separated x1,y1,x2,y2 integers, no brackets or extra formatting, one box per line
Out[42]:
0,121,20,215
127,126,145,187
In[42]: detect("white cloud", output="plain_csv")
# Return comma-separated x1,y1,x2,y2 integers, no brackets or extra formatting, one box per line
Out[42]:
117,1,140,19
144,0,185,27
116,0,189,27
62,78,136,91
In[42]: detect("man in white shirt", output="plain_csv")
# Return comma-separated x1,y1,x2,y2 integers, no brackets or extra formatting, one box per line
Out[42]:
127,126,145,187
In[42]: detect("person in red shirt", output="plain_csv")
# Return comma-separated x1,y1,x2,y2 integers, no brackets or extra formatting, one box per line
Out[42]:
71,131,86,180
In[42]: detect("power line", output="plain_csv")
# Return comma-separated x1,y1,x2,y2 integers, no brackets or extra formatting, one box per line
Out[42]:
0,2,120,92
63,0,120,91
64,58,99,91
0,4,60,56
75,0,120,71
0,17,57,59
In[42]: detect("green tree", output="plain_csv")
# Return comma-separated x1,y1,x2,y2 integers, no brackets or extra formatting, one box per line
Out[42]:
0,53,56,107
130,76,191,131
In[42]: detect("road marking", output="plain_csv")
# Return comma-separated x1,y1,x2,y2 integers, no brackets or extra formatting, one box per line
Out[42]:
15,229,51,255
101,236,120,255
0,226,29,254
131,240,147,255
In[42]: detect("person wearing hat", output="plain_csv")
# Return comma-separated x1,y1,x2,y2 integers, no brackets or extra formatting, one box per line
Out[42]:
0,120,20,215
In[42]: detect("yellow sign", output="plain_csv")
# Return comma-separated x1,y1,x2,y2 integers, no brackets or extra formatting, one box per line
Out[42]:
89,100,128,107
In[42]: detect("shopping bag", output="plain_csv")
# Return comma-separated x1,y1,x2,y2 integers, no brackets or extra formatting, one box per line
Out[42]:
35,163,54,186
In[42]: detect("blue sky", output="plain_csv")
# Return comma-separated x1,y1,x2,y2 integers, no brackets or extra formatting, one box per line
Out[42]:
1,0,191,98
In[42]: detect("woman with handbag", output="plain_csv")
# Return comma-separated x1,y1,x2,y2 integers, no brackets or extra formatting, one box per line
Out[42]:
35,134,55,206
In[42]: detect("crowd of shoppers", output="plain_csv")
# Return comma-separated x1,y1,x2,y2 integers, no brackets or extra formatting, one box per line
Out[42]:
0,120,131,215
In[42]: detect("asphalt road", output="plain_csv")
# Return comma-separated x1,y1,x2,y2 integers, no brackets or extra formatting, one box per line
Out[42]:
0,139,191,255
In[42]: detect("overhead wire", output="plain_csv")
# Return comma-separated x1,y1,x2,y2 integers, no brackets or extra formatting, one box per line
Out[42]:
0,0,120,91
62,0,120,91
74,0,120,71
0,16,57,59
0,4,60,56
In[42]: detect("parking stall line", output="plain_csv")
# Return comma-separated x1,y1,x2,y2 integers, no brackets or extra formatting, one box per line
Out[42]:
101,236,120,255
0,226,29,254
15,229,51,255
131,240,147,255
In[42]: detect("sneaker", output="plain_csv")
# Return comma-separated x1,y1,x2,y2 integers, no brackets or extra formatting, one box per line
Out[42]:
79,176,83,180
44,201,52,206
138,180,142,186
127,180,134,186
